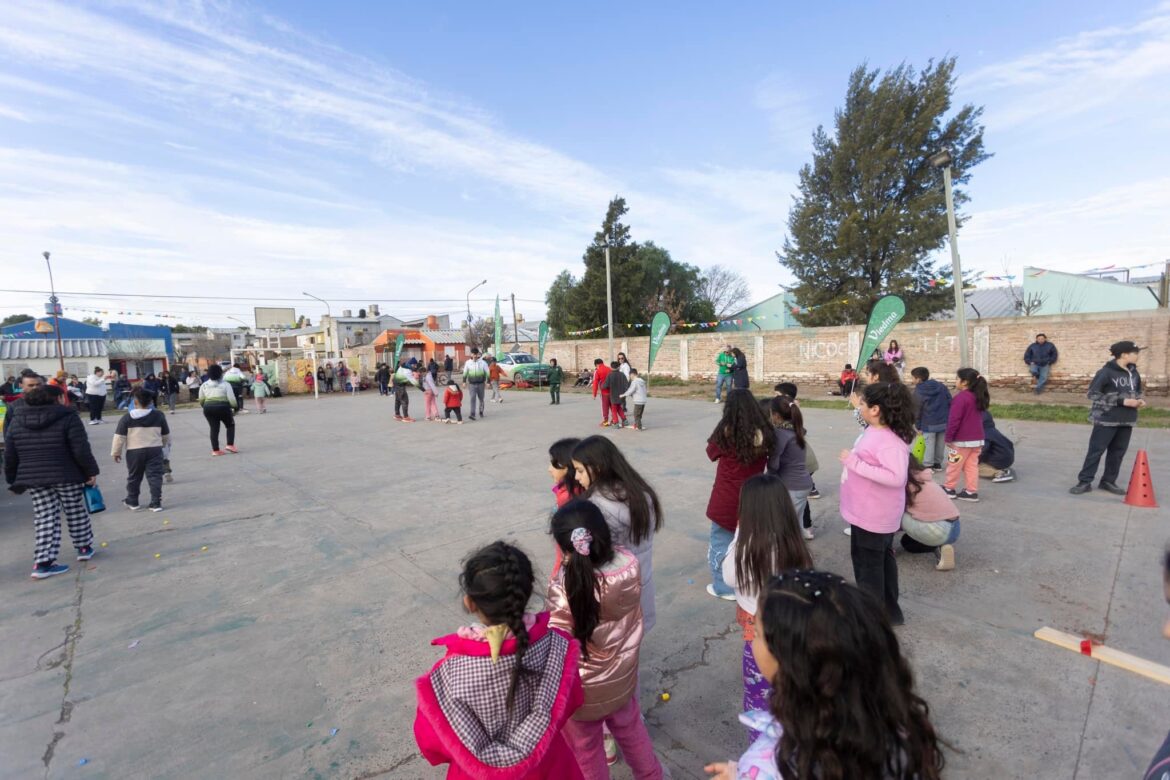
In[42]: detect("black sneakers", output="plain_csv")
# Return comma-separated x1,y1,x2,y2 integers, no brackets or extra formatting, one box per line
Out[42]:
1069,483,1092,494
1099,481,1126,495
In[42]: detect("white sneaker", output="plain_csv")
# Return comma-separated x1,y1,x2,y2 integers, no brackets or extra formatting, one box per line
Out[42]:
713,399,721,403
88,420,99,425
842,525,852,536
802,527,815,540
705,584,736,601
936,544,955,571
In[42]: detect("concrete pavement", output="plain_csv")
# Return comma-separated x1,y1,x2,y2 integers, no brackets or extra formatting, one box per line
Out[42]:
0,387,1167,778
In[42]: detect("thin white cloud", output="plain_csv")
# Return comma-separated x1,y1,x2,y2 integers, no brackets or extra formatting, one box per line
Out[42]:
753,72,818,151
962,4,1170,128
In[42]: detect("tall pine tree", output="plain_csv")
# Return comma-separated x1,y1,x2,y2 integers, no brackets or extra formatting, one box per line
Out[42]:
780,58,989,325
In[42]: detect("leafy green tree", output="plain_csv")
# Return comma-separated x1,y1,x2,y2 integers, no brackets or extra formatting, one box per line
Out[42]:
0,313,34,328
545,197,713,336
82,316,103,326
780,58,989,325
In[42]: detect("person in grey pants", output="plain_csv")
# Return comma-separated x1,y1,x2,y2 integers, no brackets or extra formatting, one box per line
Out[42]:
461,349,489,420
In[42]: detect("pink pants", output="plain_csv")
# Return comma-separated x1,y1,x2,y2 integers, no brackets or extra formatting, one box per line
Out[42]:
562,696,662,780
423,390,439,419
944,445,982,492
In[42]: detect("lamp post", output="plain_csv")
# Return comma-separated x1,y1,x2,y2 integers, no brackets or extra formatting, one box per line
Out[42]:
42,251,66,374
929,149,969,368
605,244,614,363
466,279,487,326
302,291,332,359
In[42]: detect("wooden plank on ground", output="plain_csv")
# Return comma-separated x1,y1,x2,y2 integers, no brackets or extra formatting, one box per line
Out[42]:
1034,626,1170,686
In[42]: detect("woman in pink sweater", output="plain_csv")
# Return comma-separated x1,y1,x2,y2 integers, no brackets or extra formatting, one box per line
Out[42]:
944,368,990,502
839,382,917,626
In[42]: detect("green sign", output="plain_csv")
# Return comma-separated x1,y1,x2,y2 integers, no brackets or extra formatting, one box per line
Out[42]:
392,332,405,366
856,295,906,370
493,295,502,358
538,321,549,364
647,311,670,374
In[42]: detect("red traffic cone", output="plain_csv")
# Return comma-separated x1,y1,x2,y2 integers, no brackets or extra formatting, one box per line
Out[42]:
1124,449,1158,508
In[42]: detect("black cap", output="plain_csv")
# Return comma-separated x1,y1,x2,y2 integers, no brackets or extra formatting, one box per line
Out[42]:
1110,340,1143,357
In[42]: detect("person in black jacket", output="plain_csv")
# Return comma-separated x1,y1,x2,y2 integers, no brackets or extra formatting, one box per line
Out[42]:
375,363,391,396
1071,341,1146,495
4,385,101,579
730,347,750,390
1023,333,1058,394
161,373,181,413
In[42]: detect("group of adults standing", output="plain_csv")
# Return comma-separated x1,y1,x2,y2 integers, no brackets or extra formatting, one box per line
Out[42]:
713,344,750,401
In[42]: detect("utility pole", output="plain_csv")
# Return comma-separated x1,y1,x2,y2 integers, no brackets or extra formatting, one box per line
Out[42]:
42,252,66,374
605,245,614,362
929,149,969,368
510,293,520,350
1160,260,1169,309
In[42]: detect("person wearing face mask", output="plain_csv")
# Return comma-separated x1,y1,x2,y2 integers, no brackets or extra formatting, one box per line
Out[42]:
1070,341,1146,496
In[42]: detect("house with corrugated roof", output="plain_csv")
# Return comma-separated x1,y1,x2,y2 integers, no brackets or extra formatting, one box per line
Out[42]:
0,317,108,380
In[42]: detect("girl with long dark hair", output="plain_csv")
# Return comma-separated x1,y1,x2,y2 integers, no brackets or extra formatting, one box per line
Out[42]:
571,436,663,631
705,390,774,600
721,475,812,741
730,347,750,390
414,541,584,778
839,381,916,625
768,395,815,540
944,368,990,502
548,501,663,779
704,570,945,779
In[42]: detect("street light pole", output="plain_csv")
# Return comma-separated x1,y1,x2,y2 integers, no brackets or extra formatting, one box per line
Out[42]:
42,252,66,374
605,245,614,363
930,150,969,368
302,291,332,359
466,279,487,327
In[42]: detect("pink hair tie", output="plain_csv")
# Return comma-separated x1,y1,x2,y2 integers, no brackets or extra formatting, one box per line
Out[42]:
570,527,592,556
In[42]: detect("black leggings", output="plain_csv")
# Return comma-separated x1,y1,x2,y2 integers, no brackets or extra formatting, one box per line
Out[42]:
87,394,105,421
203,405,235,451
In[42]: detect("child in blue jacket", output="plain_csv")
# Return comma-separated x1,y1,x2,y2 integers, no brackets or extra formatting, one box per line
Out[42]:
911,367,951,469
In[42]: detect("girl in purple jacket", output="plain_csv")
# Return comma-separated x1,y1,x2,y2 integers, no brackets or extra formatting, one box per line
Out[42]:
943,368,990,502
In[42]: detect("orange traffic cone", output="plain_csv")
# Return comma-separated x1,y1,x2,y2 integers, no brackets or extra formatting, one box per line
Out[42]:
1124,449,1158,508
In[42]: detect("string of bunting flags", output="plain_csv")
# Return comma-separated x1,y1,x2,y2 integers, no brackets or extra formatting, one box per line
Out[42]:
564,314,783,335
63,306,186,319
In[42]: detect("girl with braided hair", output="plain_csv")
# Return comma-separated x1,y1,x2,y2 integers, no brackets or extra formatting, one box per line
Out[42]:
704,570,945,779
414,541,584,779
839,381,916,626
548,500,663,779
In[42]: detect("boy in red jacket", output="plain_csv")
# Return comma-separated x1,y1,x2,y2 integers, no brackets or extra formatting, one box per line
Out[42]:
443,381,464,424
590,358,611,427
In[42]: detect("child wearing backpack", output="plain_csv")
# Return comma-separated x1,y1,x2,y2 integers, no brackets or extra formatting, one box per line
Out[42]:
721,475,812,742
414,541,584,779
549,501,664,779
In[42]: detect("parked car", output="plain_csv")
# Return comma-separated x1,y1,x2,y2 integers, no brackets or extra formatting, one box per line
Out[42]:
495,352,551,384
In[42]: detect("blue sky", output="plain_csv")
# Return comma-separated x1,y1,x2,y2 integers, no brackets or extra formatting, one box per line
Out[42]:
1,0,1167,328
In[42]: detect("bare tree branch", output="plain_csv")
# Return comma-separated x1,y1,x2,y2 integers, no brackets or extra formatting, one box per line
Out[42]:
699,265,752,318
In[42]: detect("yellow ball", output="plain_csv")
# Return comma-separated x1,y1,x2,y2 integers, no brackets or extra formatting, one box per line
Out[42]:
660,693,670,702
201,546,208,552
163,520,169,525
154,553,161,559
100,542,108,548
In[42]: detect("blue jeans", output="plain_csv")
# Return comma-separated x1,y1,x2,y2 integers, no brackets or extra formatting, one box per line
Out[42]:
714,373,732,401
708,522,735,596
1029,363,1050,392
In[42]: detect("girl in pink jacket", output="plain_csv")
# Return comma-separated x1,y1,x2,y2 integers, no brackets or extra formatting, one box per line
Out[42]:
549,500,663,780
414,541,584,779
839,381,917,626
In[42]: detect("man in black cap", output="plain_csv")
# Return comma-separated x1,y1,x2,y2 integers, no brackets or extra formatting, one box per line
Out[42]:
1070,340,1146,495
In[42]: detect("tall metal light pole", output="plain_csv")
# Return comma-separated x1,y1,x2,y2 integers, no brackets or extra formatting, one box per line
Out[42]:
465,279,487,327
42,251,66,374
605,245,614,362
929,149,969,368
302,291,332,359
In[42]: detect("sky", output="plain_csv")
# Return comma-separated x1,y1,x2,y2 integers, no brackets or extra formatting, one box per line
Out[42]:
1,0,1168,329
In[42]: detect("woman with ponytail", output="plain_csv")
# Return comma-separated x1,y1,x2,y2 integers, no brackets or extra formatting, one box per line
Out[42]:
414,541,584,779
943,368,989,503
549,500,663,779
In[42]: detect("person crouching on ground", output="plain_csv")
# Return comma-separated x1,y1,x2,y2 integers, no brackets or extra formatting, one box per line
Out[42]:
978,410,1015,483
443,380,463,424
900,456,961,571
112,387,170,512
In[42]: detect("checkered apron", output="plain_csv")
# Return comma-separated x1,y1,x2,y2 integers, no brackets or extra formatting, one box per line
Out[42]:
28,483,93,565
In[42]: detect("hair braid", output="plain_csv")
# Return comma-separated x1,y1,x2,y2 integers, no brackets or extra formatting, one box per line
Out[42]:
500,547,532,710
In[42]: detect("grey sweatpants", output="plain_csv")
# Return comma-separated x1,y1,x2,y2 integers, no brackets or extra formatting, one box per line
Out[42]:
468,382,485,417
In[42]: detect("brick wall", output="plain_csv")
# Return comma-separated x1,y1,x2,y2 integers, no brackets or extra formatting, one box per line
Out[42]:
528,309,1169,393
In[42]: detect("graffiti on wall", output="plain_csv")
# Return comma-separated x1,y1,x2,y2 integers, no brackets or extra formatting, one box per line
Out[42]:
918,334,960,354
798,339,851,362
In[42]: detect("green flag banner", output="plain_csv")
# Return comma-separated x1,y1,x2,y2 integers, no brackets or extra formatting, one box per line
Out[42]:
647,311,671,374
538,321,549,364
493,296,502,358
856,295,906,370
393,332,405,366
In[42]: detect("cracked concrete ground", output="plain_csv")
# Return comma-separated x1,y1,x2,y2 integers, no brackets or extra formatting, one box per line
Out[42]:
0,387,1167,778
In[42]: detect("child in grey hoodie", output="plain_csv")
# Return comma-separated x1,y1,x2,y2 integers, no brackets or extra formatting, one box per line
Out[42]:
620,368,648,430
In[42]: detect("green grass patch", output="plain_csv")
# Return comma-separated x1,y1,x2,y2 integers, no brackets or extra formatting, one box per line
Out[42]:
794,398,1170,428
